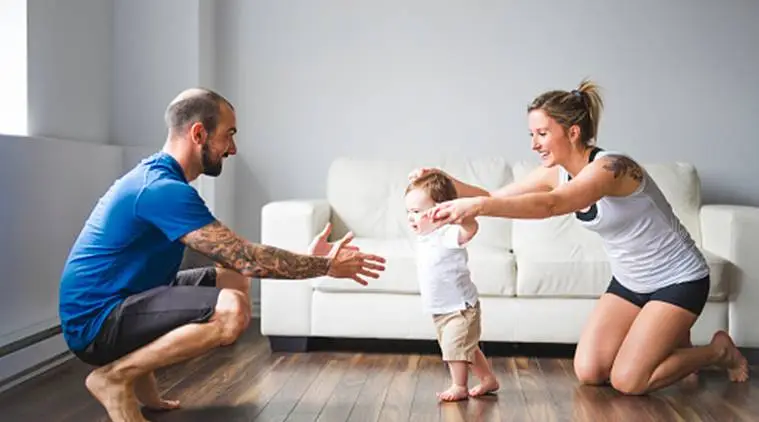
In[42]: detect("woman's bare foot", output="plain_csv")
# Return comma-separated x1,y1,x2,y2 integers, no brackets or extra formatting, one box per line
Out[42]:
469,376,499,397
436,384,469,402
712,331,749,382
680,333,699,385
85,369,148,422
680,371,699,386
135,373,180,411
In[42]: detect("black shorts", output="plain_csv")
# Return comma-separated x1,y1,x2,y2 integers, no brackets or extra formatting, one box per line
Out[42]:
606,274,711,316
74,267,221,366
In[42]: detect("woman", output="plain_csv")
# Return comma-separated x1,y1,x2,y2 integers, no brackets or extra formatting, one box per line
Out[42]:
410,79,749,395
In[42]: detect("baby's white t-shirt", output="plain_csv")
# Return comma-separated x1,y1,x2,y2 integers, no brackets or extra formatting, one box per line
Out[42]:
415,224,479,315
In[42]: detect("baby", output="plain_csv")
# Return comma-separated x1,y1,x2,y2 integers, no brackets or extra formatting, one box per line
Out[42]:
405,171,499,402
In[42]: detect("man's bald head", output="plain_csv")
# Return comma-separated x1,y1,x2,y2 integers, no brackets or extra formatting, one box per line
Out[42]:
164,88,234,137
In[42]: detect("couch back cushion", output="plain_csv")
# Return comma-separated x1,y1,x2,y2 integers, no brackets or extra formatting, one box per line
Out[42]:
511,160,704,257
326,156,514,249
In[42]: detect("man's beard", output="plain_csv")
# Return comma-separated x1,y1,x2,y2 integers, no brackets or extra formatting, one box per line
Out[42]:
201,143,223,177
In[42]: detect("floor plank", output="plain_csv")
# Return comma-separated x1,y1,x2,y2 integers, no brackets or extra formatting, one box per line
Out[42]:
346,353,399,422
315,353,372,422
1,323,758,422
376,354,421,422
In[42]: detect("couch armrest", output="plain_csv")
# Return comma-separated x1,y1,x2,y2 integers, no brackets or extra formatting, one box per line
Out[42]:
261,199,331,253
260,277,314,336
259,199,330,337
701,204,759,347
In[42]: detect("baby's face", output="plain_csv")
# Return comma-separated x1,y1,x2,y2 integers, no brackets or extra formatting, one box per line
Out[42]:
404,188,435,234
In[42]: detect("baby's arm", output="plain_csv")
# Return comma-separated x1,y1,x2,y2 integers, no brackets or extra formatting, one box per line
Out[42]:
417,213,446,236
457,217,479,246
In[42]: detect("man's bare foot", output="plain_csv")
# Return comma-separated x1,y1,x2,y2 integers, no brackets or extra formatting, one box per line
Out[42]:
712,331,749,382
135,373,180,411
469,376,499,397
140,397,180,411
436,384,469,402
85,369,148,422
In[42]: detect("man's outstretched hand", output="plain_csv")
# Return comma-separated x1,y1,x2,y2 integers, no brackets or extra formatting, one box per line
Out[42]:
309,223,385,286
308,223,359,256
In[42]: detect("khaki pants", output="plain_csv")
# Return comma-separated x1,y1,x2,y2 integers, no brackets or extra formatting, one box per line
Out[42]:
432,301,481,362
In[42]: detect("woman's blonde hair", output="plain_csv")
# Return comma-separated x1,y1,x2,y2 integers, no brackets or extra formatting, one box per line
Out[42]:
528,79,604,146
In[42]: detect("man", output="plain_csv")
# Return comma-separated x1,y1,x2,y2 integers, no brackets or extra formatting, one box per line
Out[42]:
58,88,386,422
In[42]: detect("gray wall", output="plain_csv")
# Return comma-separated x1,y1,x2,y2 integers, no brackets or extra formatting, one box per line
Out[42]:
27,0,113,144
112,0,236,225
111,0,201,148
216,0,759,251
1,1,237,387
1,0,116,388
0,135,122,334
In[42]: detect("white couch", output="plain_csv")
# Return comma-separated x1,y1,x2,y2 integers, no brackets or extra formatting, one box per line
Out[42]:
259,157,759,350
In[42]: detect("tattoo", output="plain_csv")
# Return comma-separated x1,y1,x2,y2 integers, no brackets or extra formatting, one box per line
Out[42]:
602,156,643,182
181,221,330,279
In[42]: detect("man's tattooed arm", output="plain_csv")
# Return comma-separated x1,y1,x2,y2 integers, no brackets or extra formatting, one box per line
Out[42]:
180,220,331,279
602,156,644,182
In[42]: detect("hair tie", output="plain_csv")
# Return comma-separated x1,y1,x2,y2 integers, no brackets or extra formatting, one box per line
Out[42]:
571,89,582,98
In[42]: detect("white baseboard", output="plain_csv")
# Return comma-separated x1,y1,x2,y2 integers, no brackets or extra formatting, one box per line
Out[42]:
0,333,74,394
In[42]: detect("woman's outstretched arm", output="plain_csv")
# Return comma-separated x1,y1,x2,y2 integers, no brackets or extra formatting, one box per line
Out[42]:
428,156,641,223
409,165,558,199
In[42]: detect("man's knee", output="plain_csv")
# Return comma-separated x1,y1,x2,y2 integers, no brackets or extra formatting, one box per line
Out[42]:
214,289,250,345
574,355,611,386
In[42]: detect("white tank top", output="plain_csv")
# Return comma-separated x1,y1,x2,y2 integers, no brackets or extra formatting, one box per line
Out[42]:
560,148,709,293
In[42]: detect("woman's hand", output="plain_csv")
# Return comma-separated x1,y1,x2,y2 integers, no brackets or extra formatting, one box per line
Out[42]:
425,197,486,225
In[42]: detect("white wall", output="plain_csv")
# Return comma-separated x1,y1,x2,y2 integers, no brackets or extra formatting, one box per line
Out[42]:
0,0,27,136
216,0,759,249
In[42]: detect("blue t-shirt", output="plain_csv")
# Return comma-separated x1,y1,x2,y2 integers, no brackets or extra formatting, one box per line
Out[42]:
59,152,216,351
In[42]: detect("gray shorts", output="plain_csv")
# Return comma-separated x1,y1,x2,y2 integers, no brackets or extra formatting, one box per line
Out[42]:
74,267,220,366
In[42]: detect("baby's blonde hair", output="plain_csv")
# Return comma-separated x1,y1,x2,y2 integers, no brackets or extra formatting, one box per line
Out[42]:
405,172,457,203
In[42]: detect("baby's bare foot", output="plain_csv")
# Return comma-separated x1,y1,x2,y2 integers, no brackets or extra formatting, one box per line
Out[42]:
469,376,499,397
436,384,469,402
712,331,749,382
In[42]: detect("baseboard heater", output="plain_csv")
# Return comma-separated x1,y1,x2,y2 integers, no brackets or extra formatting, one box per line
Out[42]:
0,325,71,392
0,325,62,359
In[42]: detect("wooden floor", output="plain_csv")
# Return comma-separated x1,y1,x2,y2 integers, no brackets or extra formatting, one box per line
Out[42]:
1,323,758,422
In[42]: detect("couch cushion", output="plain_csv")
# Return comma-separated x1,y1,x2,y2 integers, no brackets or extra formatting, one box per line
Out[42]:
515,245,729,301
326,157,513,249
640,162,703,245
312,237,517,297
